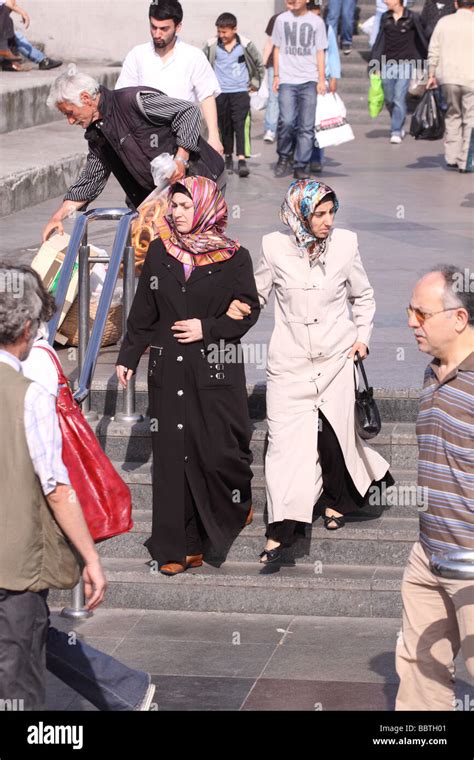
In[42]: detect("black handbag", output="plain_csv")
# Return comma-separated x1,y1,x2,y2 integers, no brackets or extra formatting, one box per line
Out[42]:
354,351,381,440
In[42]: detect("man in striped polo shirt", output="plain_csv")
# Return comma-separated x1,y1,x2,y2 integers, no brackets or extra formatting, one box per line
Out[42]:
396,265,474,711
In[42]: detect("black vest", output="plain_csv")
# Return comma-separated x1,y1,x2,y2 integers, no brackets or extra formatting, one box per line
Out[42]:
85,86,224,208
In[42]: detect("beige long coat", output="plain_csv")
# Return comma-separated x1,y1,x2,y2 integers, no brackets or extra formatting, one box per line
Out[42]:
254,228,390,524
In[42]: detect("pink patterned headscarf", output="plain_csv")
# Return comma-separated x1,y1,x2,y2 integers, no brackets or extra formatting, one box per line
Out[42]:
153,176,239,279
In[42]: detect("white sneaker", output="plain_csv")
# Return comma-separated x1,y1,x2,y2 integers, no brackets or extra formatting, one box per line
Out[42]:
263,130,275,143
401,129,406,139
390,134,402,144
136,682,156,711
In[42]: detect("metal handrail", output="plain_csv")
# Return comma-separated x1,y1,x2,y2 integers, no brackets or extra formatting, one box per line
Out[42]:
74,211,136,405
430,550,474,580
47,207,141,420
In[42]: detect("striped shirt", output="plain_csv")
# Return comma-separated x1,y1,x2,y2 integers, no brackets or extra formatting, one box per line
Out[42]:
64,91,202,203
0,350,70,495
417,350,474,556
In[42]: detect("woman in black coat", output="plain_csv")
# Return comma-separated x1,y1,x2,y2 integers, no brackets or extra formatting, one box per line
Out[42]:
116,176,260,575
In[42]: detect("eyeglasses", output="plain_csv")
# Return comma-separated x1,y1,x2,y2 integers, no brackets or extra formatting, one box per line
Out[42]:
406,305,458,326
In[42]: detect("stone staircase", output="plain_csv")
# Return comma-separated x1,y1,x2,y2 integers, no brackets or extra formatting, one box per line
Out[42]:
51,384,422,619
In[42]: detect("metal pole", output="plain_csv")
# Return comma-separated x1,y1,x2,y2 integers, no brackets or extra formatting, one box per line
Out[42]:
78,237,98,422
60,578,92,620
116,237,143,424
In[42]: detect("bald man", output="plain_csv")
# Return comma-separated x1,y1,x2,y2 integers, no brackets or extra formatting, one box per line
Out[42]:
396,266,474,710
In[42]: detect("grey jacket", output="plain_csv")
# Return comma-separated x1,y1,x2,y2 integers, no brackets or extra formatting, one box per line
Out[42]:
203,34,266,91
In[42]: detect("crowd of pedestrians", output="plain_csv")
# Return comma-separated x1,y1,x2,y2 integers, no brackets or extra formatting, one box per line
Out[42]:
0,0,473,714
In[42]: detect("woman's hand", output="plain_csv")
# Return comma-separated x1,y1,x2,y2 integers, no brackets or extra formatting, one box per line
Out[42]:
348,342,368,360
329,78,337,94
116,365,134,388
226,299,251,320
172,318,203,343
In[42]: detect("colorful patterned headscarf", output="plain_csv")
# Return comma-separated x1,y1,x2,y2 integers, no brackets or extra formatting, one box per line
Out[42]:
280,180,339,263
153,176,239,279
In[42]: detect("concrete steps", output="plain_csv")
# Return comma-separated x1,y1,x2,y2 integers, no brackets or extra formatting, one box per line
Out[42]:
84,379,421,421
50,557,404,617
116,461,420,517
97,511,418,567
96,418,418,469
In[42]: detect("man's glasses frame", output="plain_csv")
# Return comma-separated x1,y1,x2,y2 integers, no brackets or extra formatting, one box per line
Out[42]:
406,305,459,326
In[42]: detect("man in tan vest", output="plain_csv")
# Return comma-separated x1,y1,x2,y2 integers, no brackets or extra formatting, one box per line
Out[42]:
0,267,107,710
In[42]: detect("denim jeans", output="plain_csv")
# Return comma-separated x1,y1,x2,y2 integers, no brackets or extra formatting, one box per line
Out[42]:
382,62,412,135
277,82,317,168
14,32,44,63
46,601,150,711
264,67,280,134
327,0,356,45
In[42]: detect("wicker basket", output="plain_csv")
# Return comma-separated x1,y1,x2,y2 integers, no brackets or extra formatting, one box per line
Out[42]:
59,297,123,347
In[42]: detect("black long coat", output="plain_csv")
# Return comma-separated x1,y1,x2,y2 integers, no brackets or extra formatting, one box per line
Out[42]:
117,238,260,564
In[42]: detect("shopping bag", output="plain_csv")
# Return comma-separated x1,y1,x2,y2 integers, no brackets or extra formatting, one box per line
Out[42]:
314,93,355,149
360,15,375,36
250,75,269,111
37,346,133,543
410,88,445,140
368,74,384,118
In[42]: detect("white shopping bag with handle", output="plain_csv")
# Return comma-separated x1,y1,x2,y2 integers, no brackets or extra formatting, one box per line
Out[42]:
250,75,269,111
314,93,355,149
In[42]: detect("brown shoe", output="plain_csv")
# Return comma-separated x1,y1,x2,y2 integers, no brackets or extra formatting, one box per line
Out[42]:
159,554,203,576
244,505,254,527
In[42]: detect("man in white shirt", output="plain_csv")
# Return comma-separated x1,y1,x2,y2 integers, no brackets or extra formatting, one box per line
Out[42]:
116,0,223,155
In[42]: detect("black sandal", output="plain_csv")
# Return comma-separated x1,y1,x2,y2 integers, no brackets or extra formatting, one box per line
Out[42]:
259,546,282,563
323,513,346,530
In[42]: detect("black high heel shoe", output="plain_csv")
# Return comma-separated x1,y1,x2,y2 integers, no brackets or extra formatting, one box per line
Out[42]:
259,545,282,564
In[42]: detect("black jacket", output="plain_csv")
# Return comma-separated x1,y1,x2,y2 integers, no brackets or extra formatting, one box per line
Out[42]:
85,86,224,208
420,0,456,40
371,9,428,64
117,239,260,563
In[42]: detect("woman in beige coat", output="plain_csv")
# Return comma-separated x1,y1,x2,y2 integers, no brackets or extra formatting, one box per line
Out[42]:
228,180,393,562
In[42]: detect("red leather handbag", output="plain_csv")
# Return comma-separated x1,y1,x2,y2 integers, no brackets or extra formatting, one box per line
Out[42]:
37,347,133,542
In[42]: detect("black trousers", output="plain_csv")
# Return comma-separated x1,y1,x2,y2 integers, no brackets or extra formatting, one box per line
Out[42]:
0,588,49,710
216,91,250,157
266,411,393,546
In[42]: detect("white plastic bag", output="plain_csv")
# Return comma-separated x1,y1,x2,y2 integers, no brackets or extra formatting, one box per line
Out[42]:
360,15,375,36
315,93,355,149
250,75,269,111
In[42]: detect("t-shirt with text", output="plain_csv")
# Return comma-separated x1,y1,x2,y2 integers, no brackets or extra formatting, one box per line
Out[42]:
272,10,328,85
